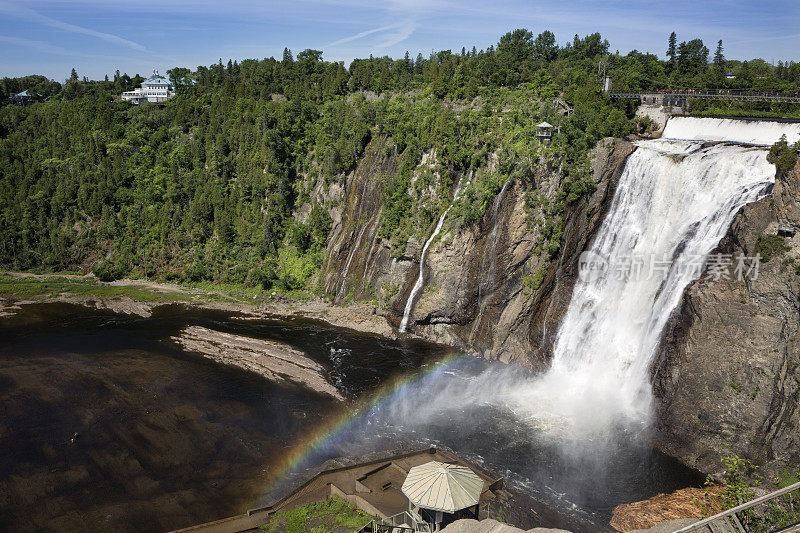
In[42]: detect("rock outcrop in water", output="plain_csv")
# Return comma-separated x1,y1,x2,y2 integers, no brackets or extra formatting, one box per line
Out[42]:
653,162,800,477
315,135,633,368
172,326,344,400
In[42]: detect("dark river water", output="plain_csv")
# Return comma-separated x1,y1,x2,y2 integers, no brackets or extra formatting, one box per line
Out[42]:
0,303,702,532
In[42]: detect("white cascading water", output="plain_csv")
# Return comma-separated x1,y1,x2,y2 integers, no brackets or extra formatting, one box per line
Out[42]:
400,173,471,332
506,137,776,438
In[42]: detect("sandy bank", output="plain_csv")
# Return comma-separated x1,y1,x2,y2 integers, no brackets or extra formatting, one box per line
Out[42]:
172,325,344,401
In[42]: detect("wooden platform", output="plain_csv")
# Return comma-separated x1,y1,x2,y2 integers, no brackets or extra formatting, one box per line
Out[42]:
171,448,503,533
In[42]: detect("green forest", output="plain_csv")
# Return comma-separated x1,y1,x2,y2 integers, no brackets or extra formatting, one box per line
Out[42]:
1,30,799,294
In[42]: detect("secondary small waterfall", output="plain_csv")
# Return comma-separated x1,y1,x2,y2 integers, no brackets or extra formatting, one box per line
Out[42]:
399,173,471,332
507,138,775,437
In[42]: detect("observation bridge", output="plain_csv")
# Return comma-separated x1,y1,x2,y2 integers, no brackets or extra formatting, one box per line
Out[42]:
609,90,800,105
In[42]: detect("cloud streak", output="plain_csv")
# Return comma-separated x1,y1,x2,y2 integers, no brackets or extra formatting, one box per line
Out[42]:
327,20,418,49
0,1,147,52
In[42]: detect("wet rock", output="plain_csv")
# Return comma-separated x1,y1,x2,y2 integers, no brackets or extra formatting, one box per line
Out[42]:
653,163,800,477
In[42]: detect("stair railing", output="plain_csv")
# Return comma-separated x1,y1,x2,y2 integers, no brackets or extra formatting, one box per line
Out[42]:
674,481,800,533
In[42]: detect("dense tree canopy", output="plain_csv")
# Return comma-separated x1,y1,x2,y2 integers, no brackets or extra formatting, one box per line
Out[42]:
1,29,798,292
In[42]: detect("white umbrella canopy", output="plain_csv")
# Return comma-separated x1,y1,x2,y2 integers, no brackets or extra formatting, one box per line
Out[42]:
401,461,484,513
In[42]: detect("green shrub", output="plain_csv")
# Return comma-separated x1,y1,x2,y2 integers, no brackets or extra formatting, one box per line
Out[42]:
755,234,790,263
767,135,798,172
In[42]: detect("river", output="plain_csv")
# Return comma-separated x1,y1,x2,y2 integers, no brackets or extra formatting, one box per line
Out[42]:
0,302,701,532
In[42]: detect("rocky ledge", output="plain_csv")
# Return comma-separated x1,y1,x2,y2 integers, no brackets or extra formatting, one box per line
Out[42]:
171,326,344,400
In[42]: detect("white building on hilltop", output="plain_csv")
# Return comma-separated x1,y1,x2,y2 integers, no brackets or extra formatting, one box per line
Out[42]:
121,69,175,104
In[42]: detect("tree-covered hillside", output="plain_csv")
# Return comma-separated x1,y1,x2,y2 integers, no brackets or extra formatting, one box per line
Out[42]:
1,30,798,292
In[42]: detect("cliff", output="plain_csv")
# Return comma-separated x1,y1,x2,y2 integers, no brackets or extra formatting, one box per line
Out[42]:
653,162,800,478
312,135,633,368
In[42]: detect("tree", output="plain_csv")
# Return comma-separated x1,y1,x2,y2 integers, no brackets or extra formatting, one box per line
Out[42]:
568,33,609,59
497,29,536,84
533,30,558,62
768,135,798,172
70,68,78,81
498,29,535,63
167,67,192,90
676,38,708,76
282,48,294,64
297,49,323,78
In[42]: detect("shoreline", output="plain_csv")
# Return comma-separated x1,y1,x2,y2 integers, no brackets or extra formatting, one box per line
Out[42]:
0,271,403,341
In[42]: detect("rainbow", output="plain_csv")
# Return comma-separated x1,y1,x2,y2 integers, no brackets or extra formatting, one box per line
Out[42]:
248,350,469,508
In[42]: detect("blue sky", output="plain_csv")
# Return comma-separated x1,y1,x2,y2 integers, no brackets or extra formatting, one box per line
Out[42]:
1,0,798,81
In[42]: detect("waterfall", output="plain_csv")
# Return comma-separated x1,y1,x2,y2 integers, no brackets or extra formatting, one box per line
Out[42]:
506,138,775,438
399,173,471,333
663,116,800,146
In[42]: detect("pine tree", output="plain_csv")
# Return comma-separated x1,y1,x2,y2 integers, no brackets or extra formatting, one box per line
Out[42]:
713,40,725,72
666,32,677,72
282,48,293,63
70,68,78,81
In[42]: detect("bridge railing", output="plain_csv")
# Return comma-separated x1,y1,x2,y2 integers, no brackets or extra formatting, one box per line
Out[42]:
674,481,800,533
609,90,800,104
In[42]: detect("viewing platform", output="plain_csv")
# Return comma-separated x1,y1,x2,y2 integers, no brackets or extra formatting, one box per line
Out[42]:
172,448,504,533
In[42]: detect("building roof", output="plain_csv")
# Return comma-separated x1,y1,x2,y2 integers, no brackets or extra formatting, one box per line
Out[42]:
141,76,171,86
401,461,484,513
14,89,37,97
536,121,553,128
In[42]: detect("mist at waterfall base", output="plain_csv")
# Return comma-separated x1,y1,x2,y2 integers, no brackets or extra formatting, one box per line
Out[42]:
287,138,776,525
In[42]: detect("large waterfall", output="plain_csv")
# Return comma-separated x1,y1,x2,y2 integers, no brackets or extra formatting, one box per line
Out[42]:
506,138,775,438
386,132,777,445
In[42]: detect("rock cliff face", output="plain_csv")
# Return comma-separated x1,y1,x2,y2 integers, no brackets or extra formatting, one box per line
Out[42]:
315,136,633,368
653,163,800,477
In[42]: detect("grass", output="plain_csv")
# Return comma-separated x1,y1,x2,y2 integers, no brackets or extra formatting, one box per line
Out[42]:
0,273,328,307
259,496,374,533
0,275,194,302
